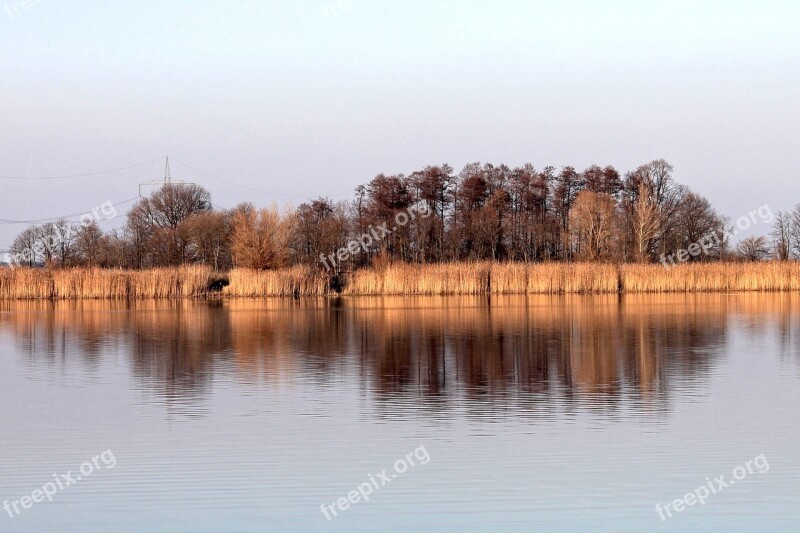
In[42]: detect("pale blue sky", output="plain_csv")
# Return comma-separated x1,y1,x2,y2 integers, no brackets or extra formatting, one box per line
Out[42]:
1,0,798,249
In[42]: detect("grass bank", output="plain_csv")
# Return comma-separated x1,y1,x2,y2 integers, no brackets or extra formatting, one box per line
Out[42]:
2,261,800,299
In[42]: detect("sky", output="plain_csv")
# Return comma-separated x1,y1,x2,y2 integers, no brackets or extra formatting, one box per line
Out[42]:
1,0,798,251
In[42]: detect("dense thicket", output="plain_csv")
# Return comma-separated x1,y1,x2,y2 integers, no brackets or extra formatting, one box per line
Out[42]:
6,159,798,271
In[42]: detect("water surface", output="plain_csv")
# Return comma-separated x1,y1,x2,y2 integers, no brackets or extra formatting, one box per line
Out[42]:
1,295,798,532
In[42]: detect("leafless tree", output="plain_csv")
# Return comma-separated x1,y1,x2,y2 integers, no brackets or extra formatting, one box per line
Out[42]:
11,157,785,271
771,211,792,261
737,236,771,262
569,191,618,261
410,164,455,262
230,205,293,269
186,211,232,271
74,221,105,266
9,227,39,266
52,218,76,267
790,204,800,259
128,183,212,265
632,183,661,262
35,223,57,267
295,199,350,268
673,192,722,261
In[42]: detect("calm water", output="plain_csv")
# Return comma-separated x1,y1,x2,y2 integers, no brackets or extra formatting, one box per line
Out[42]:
1,295,798,532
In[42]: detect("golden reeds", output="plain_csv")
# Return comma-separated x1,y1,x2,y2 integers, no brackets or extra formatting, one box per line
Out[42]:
0,266,214,299
620,262,800,292
0,268,53,299
223,265,328,297
343,262,492,295
490,262,620,294
2,261,800,299
128,266,214,298
217,261,800,296
51,268,130,299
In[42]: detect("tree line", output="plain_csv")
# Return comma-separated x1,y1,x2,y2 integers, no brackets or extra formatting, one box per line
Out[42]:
7,159,800,270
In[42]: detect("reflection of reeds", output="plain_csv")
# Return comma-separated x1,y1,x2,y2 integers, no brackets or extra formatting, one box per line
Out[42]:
5,293,796,402
2,261,800,299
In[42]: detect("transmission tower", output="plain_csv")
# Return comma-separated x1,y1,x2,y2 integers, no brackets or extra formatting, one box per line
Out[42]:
138,156,194,197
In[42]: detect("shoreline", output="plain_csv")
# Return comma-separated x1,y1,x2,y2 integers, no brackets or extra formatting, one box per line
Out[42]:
2,261,800,299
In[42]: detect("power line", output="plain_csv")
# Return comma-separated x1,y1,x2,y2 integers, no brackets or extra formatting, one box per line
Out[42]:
0,155,354,199
170,158,308,198
170,158,351,199
0,158,162,180
0,197,140,225
0,155,356,229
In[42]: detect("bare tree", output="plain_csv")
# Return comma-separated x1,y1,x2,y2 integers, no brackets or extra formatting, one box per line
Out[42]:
715,216,733,261
583,165,622,197
632,183,660,262
553,166,584,229
569,191,618,261
790,204,800,259
737,236,771,262
52,218,76,267
11,157,790,272
410,164,455,262
9,227,39,267
74,221,105,266
103,230,130,268
35,223,57,267
625,159,685,257
630,159,676,208
672,192,722,261
185,211,231,271
128,183,212,265
771,211,792,261
293,198,349,268
230,205,293,269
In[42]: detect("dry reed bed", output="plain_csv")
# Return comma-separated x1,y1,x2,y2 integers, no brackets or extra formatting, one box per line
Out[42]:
223,265,328,297
620,262,800,292
344,262,492,295
0,266,214,299
493,263,619,294
2,262,800,299
342,262,618,295
0,268,53,299
228,262,800,296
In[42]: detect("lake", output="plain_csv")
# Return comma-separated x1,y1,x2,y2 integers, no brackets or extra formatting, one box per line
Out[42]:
1,294,798,532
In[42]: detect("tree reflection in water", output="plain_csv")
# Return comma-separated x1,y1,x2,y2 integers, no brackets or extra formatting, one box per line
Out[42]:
3,293,798,417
